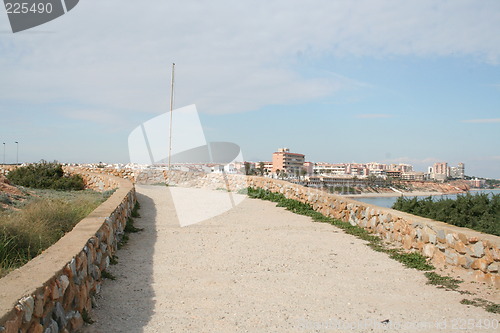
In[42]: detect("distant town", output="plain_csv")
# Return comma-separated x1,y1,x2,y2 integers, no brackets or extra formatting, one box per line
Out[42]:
36,147,493,193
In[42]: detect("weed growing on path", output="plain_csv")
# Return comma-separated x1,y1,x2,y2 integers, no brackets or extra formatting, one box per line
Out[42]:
101,270,116,280
460,298,500,314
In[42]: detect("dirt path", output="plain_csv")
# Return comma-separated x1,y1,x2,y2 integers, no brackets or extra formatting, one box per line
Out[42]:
81,185,499,332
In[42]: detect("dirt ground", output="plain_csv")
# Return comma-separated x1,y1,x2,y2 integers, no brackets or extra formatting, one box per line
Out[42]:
81,185,499,333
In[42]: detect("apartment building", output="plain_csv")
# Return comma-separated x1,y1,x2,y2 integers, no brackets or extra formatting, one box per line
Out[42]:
303,161,314,175
272,148,305,175
313,163,346,175
449,163,465,179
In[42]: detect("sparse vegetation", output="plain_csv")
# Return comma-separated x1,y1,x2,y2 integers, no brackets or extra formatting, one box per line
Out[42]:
0,189,109,277
392,193,500,236
460,298,500,314
424,272,462,290
82,308,94,324
118,201,142,249
131,201,141,218
109,255,119,265
101,270,116,280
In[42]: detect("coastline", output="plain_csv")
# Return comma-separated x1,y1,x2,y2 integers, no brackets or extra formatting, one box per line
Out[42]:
343,191,449,198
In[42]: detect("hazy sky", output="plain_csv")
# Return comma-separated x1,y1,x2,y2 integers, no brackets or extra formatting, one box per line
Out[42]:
1,1,499,178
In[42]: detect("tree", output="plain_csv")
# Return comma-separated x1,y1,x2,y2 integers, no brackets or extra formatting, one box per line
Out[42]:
259,161,265,176
244,162,251,176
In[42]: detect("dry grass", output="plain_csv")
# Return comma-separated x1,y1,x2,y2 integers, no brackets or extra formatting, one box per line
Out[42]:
0,190,111,277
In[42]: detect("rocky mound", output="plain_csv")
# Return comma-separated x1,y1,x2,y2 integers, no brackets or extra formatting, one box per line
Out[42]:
0,174,24,199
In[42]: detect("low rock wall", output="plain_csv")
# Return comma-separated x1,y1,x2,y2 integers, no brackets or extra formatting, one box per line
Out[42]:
0,171,136,333
73,167,249,191
245,177,500,288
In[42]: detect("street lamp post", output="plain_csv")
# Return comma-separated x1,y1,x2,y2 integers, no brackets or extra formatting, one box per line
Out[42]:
15,141,19,165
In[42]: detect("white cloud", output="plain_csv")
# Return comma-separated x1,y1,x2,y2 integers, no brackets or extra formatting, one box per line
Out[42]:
1,0,499,121
462,118,500,123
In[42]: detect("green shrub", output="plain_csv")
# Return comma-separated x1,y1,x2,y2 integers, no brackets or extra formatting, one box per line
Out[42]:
392,193,500,236
7,161,84,190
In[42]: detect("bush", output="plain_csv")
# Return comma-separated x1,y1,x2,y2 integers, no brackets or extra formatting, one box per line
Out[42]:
7,161,84,190
392,193,500,236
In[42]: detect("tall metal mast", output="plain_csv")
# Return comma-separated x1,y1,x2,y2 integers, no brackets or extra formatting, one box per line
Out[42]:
168,63,175,170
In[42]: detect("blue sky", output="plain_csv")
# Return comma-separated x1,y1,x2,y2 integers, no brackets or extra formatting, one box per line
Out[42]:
0,1,499,178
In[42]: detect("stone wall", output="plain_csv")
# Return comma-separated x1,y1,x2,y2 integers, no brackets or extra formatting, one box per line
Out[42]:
245,177,500,288
0,165,19,176
0,171,136,333
72,167,250,191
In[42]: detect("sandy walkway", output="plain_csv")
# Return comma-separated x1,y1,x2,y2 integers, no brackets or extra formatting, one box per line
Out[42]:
81,185,498,333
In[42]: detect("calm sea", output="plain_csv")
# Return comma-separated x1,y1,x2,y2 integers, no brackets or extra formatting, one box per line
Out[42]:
351,189,500,209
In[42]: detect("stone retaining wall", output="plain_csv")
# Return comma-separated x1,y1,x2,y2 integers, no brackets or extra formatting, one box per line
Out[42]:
245,177,500,288
72,167,249,191
0,171,136,333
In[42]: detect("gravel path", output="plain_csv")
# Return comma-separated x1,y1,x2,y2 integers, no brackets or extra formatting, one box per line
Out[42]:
81,185,499,333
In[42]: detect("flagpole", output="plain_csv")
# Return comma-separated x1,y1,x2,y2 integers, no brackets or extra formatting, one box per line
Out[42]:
168,63,175,170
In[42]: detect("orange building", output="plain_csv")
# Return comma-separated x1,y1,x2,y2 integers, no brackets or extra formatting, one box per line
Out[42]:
272,148,305,175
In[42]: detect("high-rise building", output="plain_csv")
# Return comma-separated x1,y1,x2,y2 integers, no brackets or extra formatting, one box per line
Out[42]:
272,148,305,175
432,162,449,181
449,163,465,179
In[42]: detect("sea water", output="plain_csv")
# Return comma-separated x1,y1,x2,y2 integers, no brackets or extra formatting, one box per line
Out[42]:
351,189,500,209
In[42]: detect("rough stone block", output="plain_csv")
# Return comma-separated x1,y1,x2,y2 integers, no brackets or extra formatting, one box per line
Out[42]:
432,251,446,266
471,258,489,273
454,241,467,254
33,293,44,318
423,244,435,258
27,322,43,333
68,312,83,331
445,249,459,266
63,283,76,309
487,262,499,273
471,241,484,258
19,296,34,323
429,233,437,245
59,275,70,295
490,247,500,261
54,302,67,328
457,233,468,245
468,237,479,244
493,275,500,289
445,233,455,247
3,308,22,333
51,281,61,301
436,229,446,243
402,235,412,250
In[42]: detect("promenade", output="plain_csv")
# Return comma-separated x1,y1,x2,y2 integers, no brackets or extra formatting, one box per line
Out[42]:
82,185,498,332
